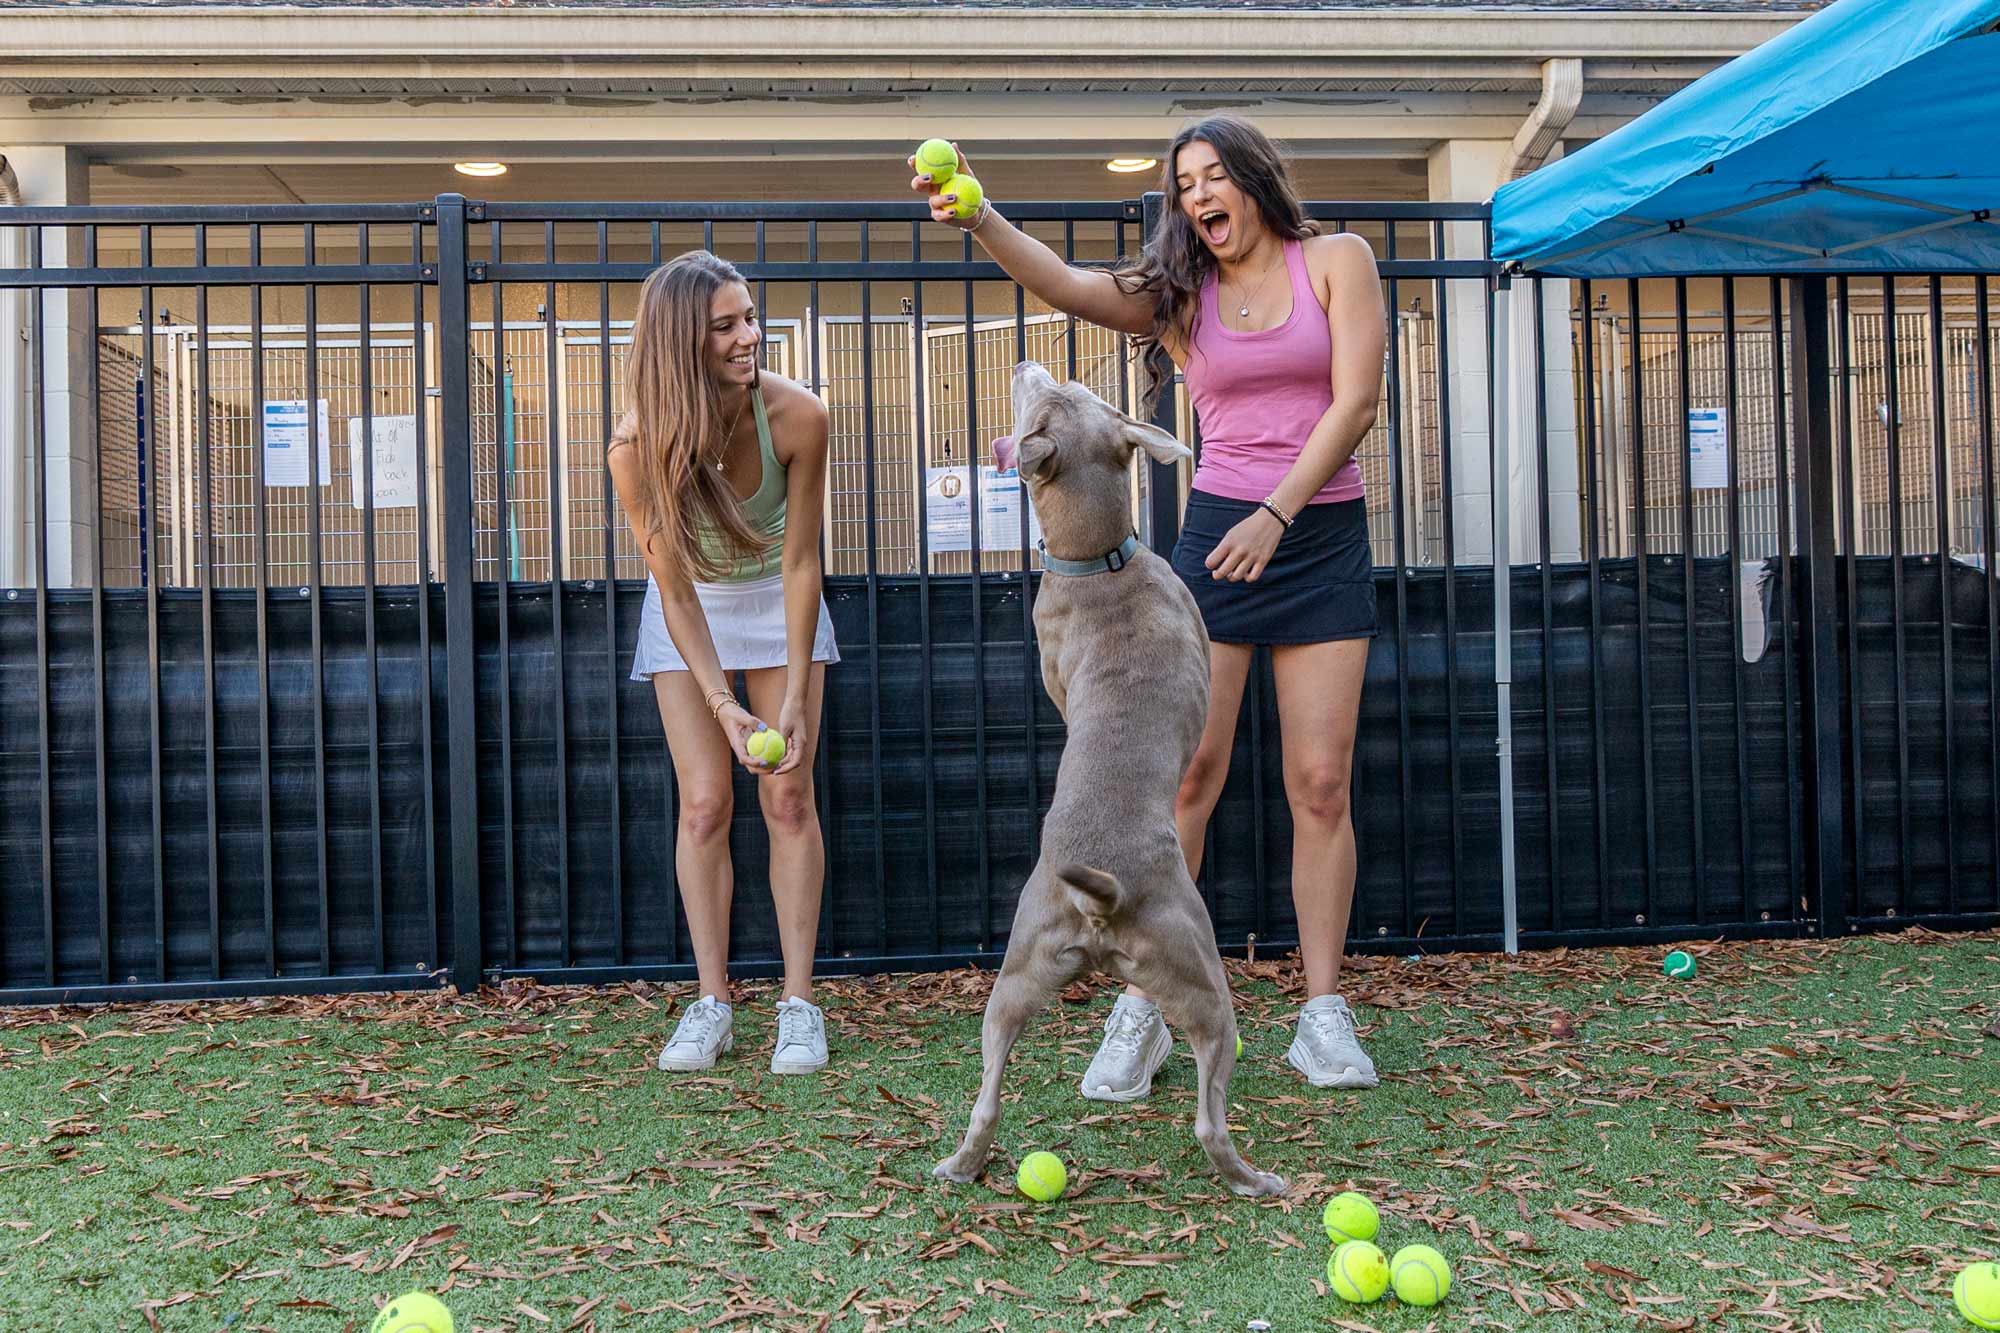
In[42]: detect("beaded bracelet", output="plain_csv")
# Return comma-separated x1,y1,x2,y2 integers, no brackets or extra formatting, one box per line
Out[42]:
704,687,736,721
1258,496,1296,529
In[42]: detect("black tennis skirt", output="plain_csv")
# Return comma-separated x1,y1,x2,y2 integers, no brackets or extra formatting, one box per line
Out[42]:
1169,490,1379,646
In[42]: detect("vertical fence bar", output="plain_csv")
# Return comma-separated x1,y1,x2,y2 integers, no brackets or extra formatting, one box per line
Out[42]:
1674,278,1706,924
596,221,617,969
1385,257,1416,941
1141,194,1181,551
1532,278,1559,934
541,228,577,965
490,226,519,965
195,236,222,977
1724,280,1755,914
140,228,166,981
28,228,53,983
411,218,441,970
1835,276,1864,921
1978,278,1998,912
252,233,277,975
962,228,991,950
1882,277,1911,915
1433,224,1464,929
1927,275,1956,915
807,220,834,959
1625,279,1658,925
86,227,111,984
1012,277,1039,871
1771,277,1803,916
1788,277,1845,937
437,194,483,989
1491,275,1517,952
911,225,941,954
1578,280,1611,925
304,230,331,975
861,230,888,953
359,228,385,973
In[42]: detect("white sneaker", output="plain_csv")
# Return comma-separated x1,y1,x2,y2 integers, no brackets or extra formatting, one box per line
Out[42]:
1287,994,1379,1088
658,995,734,1071
1080,994,1173,1102
771,996,829,1075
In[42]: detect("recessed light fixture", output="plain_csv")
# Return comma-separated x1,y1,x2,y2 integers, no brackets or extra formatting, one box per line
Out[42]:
1106,157,1158,174
454,161,508,178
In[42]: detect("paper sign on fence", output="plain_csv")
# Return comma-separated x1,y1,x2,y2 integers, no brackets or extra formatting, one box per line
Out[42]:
347,415,420,510
924,466,1042,554
263,400,333,489
1688,407,1728,489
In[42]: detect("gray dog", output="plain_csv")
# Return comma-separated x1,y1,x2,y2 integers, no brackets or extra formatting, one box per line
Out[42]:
932,361,1286,1198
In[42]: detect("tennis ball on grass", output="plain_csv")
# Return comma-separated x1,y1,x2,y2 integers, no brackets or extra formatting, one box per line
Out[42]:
370,1292,454,1333
1957,1262,2000,1330
1321,1191,1380,1244
1017,1150,1067,1202
1390,1244,1453,1307
1327,1240,1389,1303
939,174,984,219
747,727,786,767
1662,950,1697,979
914,138,960,185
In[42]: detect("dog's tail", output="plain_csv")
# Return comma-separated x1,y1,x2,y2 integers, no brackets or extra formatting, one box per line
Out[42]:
1055,864,1124,931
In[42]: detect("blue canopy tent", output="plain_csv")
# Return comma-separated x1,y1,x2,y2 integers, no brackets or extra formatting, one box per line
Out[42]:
1483,0,2000,947
1492,0,2000,276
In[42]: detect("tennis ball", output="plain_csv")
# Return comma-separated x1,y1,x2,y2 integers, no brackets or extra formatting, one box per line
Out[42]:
747,727,786,767
1391,1244,1453,1307
1958,1262,2000,1330
1236,1033,1243,1059
370,1292,454,1333
1663,950,1697,979
1321,1191,1380,1245
1327,1240,1389,1304
914,138,959,185
1017,1150,1067,1202
939,173,984,219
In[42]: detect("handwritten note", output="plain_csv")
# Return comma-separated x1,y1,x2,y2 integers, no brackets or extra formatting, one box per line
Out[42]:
347,415,420,510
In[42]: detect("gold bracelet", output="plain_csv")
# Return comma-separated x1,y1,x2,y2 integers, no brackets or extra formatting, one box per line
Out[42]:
1259,495,1296,529
704,687,735,721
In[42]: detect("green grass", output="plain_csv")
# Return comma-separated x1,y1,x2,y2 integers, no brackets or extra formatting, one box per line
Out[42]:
2,930,1996,1332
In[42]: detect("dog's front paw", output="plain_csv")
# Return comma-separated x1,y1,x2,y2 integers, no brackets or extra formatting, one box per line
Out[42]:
933,1153,983,1184
1230,1170,1287,1198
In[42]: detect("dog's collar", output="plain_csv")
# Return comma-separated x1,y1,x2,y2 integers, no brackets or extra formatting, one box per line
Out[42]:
1038,532,1140,577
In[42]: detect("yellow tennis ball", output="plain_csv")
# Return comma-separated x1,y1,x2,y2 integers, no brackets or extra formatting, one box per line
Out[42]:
1327,1240,1389,1303
1391,1244,1453,1307
1017,1151,1067,1202
939,173,984,219
370,1292,454,1333
748,728,786,766
914,138,959,185
1958,1262,2000,1330
1322,1191,1380,1245
1236,1033,1243,1059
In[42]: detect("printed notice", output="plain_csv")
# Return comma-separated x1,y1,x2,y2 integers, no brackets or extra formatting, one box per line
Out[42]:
924,466,1042,554
348,415,421,510
1688,407,1728,489
263,399,333,489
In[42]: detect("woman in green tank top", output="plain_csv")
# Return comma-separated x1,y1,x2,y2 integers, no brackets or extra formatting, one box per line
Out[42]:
608,251,841,1078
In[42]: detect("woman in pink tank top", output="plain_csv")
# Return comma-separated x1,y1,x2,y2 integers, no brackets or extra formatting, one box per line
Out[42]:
911,115,1388,1096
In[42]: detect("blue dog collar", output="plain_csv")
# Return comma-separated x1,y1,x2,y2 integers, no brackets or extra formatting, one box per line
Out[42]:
1038,532,1140,577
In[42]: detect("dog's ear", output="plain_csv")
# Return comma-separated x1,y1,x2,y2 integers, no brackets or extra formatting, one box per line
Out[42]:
1120,416,1193,465
1017,430,1059,480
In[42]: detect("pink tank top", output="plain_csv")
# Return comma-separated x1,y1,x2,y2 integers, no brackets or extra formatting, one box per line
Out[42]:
1185,238,1363,505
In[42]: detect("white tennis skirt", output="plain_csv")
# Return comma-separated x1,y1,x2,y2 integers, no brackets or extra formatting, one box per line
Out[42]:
630,570,841,681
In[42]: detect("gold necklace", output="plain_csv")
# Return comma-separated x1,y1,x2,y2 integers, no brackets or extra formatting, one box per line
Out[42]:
712,390,749,475
1224,250,1284,322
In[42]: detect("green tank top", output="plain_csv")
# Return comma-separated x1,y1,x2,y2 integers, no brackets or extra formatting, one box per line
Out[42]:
699,385,787,583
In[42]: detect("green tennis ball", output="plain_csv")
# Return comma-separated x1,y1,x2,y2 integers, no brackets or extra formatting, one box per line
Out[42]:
1327,1240,1389,1304
1017,1151,1067,1202
939,173,983,219
747,728,786,767
370,1292,454,1333
914,138,959,185
1391,1244,1453,1307
1958,1262,2000,1330
1236,1033,1243,1059
1663,950,1697,979
1321,1191,1380,1245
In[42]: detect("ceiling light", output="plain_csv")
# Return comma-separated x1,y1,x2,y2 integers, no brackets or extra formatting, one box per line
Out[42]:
454,161,508,178
1106,157,1158,174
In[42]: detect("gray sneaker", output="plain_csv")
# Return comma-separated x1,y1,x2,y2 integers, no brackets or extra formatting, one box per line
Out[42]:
658,994,734,1071
771,996,829,1075
1286,994,1379,1088
1080,994,1173,1102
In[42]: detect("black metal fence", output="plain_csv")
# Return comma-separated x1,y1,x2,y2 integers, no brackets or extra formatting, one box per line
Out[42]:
1,194,1994,1005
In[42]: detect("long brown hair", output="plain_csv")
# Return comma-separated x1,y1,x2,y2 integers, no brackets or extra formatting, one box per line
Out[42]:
621,250,770,582
1114,114,1320,411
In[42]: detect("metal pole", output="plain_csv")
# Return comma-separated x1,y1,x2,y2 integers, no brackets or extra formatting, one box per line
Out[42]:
1492,277,1519,954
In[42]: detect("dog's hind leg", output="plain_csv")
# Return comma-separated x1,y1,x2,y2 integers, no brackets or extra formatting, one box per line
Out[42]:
934,946,1067,1184
1130,941,1286,1198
